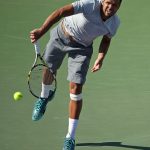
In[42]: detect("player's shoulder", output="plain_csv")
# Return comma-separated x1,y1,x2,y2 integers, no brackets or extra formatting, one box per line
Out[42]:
91,0,102,6
112,14,121,27
72,0,101,14
86,0,101,10
80,0,101,6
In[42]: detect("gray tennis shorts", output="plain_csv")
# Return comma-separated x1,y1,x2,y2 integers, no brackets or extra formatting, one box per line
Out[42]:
43,23,93,84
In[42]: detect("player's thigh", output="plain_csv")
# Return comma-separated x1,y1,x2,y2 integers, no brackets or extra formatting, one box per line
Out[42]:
67,51,92,84
43,27,66,72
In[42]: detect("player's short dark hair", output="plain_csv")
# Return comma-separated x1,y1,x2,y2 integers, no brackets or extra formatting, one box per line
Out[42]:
120,0,122,4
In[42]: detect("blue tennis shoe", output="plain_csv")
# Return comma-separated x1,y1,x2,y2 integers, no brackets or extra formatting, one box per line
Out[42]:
63,137,75,150
32,90,55,121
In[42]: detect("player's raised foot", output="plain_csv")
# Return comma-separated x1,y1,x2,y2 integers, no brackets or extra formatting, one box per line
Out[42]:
32,98,48,121
32,90,55,121
63,137,75,150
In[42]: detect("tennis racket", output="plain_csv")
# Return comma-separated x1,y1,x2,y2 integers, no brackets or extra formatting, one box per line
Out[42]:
28,41,57,100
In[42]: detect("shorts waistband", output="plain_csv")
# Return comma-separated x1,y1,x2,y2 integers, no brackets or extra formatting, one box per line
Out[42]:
61,21,78,44
58,21,90,48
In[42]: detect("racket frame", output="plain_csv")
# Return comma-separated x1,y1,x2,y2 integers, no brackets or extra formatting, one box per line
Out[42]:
28,42,57,99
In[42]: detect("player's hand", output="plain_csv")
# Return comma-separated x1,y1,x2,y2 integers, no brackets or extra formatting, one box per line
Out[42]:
91,58,103,72
30,28,42,43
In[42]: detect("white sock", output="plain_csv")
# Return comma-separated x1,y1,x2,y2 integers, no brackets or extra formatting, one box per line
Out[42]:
66,118,78,140
40,83,51,98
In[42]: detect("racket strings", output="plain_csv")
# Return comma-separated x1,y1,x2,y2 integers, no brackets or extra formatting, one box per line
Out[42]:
29,64,56,99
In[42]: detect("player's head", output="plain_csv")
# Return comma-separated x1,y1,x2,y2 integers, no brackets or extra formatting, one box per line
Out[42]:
102,0,122,5
101,0,122,20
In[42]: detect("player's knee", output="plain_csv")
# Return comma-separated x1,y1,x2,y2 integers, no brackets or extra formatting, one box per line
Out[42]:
69,82,83,101
69,82,83,94
70,93,82,101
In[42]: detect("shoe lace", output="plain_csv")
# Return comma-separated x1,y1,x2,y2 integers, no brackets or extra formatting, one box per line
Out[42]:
35,99,46,111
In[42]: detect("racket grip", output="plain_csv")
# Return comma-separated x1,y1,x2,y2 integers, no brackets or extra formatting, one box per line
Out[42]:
34,41,40,54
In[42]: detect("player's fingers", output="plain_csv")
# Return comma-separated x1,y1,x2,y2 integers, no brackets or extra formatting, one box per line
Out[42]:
31,39,36,43
91,66,99,72
30,32,35,38
30,35,35,43
91,63,102,72
91,69,98,72
30,34,35,38
30,32,40,43
30,35,36,43
30,31,36,43
30,29,39,37
29,28,42,43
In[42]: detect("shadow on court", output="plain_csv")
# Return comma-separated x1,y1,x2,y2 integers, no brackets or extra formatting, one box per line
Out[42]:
76,142,150,150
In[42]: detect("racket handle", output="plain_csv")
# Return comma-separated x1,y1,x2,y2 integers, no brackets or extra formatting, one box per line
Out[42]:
34,41,40,54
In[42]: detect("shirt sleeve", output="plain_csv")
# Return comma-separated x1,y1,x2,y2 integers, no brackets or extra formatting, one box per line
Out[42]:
72,0,98,15
106,16,121,38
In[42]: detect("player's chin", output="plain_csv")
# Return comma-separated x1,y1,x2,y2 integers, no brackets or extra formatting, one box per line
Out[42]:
106,13,113,18
105,11,115,18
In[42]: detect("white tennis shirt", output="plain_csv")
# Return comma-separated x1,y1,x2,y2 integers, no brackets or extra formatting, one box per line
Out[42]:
63,0,120,47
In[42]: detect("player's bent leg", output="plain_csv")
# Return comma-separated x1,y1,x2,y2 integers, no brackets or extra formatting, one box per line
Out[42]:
40,67,56,101
32,69,56,121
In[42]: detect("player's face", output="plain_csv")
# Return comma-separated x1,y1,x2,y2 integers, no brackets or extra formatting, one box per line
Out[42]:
101,0,120,19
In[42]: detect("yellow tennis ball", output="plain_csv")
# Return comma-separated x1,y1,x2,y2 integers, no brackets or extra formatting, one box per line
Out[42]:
13,92,23,101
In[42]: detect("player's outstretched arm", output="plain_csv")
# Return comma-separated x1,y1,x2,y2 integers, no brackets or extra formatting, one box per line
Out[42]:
30,4,74,43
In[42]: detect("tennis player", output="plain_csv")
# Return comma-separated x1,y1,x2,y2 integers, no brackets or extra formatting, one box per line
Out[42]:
30,0,122,149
